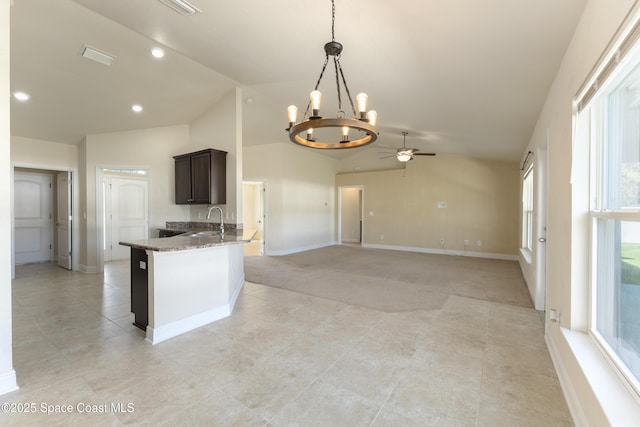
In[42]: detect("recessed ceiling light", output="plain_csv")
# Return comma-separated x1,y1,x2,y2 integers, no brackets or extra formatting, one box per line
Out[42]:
13,91,30,101
131,104,143,113
151,47,165,59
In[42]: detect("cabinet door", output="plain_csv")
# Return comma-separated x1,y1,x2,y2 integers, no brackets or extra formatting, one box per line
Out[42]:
210,151,226,205
174,156,192,204
190,151,212,204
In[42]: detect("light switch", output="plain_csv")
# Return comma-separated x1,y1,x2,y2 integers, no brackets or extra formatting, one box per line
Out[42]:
369,211,374,216
437,202,446,208
139,261,146,270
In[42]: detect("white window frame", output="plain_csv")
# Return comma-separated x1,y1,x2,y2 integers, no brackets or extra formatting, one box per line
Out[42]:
521,164,534,254
582,44,640,397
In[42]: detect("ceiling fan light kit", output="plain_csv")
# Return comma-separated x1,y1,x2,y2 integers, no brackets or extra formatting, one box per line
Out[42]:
286,0,378,149
381,131,436,162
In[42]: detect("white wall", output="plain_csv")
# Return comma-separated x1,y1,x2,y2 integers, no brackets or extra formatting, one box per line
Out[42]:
244,142,338,254
11,136,79,169
0,0,18,396
524,0,640,424
189,88,243,225
83,125,191,271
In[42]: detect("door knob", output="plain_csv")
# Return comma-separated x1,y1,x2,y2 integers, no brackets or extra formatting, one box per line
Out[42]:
539,238,546,242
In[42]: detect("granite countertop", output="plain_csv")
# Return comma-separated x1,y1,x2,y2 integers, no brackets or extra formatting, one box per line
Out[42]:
120,228,256,252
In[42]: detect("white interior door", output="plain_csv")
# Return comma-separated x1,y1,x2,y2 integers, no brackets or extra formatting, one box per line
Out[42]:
534,146,548,311
57,171,72,270
105,175,148,261
14,172,53,264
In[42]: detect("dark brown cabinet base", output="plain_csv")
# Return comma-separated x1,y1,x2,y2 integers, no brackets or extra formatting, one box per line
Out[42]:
130,248,148,330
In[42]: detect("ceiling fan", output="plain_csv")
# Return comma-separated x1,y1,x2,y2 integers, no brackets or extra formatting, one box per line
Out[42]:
379,131,436,162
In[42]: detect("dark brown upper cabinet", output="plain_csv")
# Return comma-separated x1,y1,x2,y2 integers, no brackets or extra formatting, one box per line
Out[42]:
173,148,227,205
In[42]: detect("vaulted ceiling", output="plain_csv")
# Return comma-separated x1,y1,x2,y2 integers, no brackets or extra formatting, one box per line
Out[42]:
10,0,588,161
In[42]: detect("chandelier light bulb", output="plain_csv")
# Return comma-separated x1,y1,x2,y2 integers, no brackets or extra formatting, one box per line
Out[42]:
287,105,298,125
366,110,377,126
310,90,322,116
342,126,349,142
356,93,368,118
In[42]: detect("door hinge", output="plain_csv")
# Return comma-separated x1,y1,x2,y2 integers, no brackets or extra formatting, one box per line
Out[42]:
49,244,52,250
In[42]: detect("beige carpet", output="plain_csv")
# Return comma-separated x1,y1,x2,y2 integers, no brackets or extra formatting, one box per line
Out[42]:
244,245,533,312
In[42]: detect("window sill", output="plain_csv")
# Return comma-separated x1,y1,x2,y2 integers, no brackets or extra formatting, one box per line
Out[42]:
553,327,640,425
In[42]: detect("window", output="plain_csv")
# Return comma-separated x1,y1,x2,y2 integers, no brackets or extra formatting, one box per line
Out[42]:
522,165,534,253
587,50,640,391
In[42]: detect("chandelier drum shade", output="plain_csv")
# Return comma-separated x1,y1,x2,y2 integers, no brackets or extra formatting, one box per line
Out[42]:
286,0,378,149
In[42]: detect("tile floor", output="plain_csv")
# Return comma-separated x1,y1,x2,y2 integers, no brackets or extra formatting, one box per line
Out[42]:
1,260,573,426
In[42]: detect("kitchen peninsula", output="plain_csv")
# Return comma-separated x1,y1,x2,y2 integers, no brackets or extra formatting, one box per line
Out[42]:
119,228,254,345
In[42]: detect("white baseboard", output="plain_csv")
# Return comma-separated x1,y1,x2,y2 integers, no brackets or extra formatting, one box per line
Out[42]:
546,330,587,427
229,274,244,311
361,243,518,261
146,306,231,345
0,370,18,396
78,264,97,274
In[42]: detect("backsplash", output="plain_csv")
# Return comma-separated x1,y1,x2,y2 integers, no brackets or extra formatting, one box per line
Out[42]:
165,221,241,232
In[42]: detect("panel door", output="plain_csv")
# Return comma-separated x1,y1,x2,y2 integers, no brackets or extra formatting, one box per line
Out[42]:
190,151,212,204
109,177,148,261
174,155,192,204
14,172,53,264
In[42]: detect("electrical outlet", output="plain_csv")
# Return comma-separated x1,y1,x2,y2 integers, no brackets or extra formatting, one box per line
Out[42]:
380,234,384,240
437,201,446,208
464,240,469,246
476,240,482,246
439,238,445,245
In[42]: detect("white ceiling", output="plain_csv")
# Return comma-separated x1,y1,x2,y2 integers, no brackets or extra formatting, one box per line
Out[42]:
9,0,588,161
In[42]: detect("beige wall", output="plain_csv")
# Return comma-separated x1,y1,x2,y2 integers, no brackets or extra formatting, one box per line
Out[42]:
336,154,519,257
0,0,17,396
524,0,640,423
244,142,338,254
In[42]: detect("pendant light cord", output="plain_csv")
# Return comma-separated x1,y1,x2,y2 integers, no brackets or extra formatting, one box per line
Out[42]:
331,0,336,41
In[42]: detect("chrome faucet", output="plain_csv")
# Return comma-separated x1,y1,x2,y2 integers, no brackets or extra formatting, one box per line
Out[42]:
206,205,224,234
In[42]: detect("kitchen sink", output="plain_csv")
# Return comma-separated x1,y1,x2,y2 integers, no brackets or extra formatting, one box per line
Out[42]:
183,230,221,237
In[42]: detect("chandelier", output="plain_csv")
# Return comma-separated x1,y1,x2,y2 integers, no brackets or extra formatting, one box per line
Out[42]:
286,0,378,149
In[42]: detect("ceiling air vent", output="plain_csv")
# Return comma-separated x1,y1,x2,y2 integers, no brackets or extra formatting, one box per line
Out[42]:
157,0,201,15
79,45,116,67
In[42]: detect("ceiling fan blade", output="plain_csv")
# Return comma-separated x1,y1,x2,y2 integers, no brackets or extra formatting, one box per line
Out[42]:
413,153,436,156
379,154,397,159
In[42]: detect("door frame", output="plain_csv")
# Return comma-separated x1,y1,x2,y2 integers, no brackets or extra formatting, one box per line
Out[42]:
96,167,150,273
10,163,79,279
338,185,364,245
534,145,548,311
242,180,267,255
